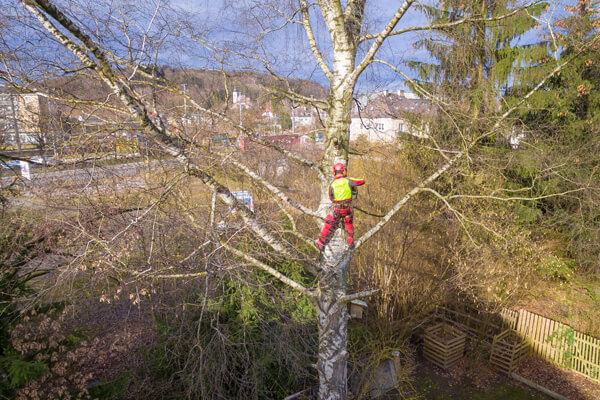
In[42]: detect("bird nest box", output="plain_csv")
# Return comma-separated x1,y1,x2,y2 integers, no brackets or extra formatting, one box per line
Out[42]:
490,329,528,374
423,322,466,370
349,300,368,319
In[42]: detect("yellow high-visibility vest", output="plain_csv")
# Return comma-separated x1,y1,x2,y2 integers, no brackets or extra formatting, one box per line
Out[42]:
331,178,352,201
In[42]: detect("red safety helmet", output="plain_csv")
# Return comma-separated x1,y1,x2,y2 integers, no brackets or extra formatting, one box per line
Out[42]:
332,162,347,177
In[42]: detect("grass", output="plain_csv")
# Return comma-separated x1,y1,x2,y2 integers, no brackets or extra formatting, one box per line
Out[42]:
518,272,600,337
414,375,551,400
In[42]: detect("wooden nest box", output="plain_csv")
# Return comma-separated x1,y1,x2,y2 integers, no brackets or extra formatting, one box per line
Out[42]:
423,322,466,370
490,329,528,374
349,300,368,319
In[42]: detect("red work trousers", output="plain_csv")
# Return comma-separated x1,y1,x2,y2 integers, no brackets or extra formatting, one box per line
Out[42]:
317,207,354,247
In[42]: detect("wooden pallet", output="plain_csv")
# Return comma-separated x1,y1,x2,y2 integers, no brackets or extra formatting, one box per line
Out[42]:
490,329,529,374
423,322,466,369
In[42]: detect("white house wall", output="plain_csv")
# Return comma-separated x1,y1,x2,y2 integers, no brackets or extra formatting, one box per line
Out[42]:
292,116,314,127
349,117,429,143
349,117,399,143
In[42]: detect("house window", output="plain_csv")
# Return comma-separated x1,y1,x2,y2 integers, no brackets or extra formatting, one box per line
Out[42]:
375,123,384,130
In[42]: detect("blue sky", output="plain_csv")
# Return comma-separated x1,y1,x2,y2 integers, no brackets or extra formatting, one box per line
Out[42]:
163,0,572,93
163,0,435,90
2,0,577,94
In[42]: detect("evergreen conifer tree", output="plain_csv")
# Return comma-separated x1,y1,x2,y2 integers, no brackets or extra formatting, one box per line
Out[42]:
409,0,548,121
509,0,600,271
513,0,599,134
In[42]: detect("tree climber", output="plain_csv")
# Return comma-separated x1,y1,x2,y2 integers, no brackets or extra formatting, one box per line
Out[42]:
315,163,365,251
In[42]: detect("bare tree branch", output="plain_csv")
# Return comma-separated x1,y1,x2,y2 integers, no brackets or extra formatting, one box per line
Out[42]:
223,154,322,222
358,2,543,42
348,0,414,86
355,38,596,250
446,189,595,202
151,272,207,279
110,172,186,242
221,242,315,298
338,289,380,304
300,0,333,82
128,69,324,175
21,0,300,266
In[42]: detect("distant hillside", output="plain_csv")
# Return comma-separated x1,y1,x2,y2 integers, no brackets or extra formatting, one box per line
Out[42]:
160,67,328,100
43,67,328,113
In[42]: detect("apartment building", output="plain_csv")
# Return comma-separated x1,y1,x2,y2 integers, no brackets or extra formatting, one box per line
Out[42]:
350,91,433,143
0,93,50,148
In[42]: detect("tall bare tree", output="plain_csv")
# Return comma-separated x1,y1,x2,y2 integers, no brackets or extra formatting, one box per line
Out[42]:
4,0,595,398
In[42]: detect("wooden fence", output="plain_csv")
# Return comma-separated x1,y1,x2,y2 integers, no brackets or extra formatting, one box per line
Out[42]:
499,309,600,381
435,306,600,381
434,305,515,339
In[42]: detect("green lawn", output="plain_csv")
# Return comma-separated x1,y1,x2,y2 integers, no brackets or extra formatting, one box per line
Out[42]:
413,372,551,400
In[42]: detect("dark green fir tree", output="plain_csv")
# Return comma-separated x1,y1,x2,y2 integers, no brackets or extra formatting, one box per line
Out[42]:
409,0,548,123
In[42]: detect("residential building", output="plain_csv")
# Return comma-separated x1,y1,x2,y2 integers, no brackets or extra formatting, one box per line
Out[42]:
350,90,433,143
291,106,313,127
290,105,327,139
0,93,50,148
256,106,282,132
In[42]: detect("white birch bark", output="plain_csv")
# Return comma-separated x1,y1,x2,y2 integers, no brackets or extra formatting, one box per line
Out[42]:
312,2,366,398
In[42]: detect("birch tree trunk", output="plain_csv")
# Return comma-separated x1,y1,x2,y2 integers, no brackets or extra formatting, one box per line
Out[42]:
316,235,350,400
315,89,354,400
311,2,365,397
